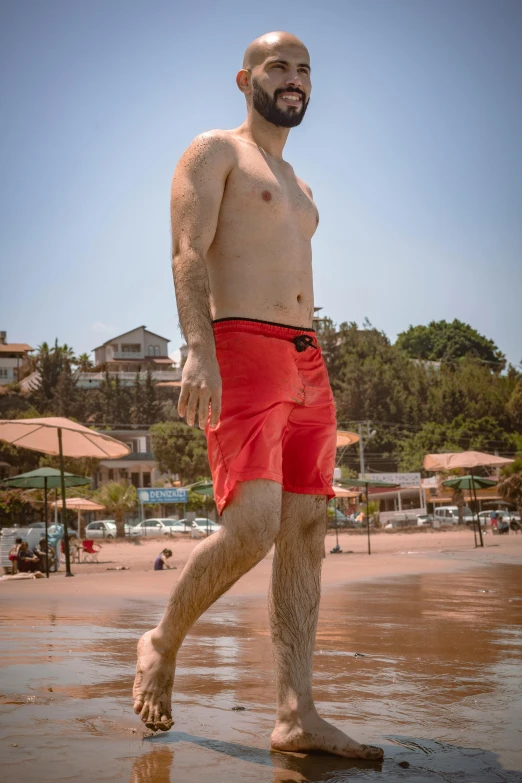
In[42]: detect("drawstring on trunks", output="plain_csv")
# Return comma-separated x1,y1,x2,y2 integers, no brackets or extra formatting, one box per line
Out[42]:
293,334,316,352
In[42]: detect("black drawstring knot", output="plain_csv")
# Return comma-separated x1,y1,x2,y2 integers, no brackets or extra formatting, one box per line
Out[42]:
292,334,316,352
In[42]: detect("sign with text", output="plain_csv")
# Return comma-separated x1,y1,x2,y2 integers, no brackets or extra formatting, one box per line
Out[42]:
360,472,421,488
138,488,189,504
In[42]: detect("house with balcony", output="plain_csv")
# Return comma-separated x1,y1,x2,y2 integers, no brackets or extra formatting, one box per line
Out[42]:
0,331,34,386
93,429,165,489
78,326,181,388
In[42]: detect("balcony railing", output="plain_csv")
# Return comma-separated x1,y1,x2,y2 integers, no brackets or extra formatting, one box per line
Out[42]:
109,351,144,360
78,369,181,384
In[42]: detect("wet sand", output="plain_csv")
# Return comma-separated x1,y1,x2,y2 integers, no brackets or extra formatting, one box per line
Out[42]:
1,530,521,781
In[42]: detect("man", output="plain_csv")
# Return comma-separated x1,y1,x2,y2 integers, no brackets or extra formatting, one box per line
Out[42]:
47,522,64,571
133,31,383,761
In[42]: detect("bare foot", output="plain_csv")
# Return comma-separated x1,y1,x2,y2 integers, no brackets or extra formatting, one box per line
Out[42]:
271,714,384,761
133,630,175,731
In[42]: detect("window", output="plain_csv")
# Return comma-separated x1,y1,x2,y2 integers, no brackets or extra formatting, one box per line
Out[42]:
154,345,160,356
108,469,114,481
143,472,151,488
148,346,154,356
0,368,9,378
131,472,140,488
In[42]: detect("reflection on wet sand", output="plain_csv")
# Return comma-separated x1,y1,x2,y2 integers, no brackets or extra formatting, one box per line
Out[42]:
0,565,521,782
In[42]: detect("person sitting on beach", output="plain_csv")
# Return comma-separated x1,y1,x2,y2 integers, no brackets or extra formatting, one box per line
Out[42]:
17,541,40,573
34,538,53,572
8,537,23,574
154,549,174,571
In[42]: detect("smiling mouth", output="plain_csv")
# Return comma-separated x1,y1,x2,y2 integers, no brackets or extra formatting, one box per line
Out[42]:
278,92,303,107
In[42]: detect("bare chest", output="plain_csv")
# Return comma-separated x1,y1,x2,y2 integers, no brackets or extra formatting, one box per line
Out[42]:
222,149,319,239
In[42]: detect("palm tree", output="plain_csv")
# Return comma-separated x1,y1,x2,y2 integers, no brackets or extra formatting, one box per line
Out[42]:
95,481,137,537
76,353,94,372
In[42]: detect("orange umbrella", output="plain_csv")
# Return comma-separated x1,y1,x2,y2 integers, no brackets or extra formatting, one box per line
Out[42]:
332,485,359,498
336,430,359,448
0,417,129,575
424,451,514,471
52,497,106,538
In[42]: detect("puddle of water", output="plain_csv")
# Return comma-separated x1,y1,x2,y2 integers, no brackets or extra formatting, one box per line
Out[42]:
0,565,521,782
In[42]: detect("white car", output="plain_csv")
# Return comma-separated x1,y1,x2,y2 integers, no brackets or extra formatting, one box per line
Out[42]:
130,518,192,538
181,517,222,537
85,520,118,539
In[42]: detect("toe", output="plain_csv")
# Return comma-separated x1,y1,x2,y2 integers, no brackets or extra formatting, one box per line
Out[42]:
357,744,384,761
158,714,173,731
140,703,150,724
133,697,144,715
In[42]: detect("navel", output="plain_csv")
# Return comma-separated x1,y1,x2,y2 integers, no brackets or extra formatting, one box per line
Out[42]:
262,190,272,202
297,294,302,303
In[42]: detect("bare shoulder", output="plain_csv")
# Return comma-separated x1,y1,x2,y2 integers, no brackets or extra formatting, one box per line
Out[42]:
178,129,237,173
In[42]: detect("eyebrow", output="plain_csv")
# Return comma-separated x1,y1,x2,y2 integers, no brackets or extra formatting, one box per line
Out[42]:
268,58,311,72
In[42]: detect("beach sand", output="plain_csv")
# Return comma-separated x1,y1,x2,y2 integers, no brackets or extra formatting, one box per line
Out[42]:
1,529,521,781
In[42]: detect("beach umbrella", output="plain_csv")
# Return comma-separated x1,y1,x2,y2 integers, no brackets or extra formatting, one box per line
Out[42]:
336,431,359,448
0,417,130,576
424,451,512,549
1,467,91,578
188,481,215,535
424,451,514,471
339,478,399,555
442,475,498,548
51,497,106,538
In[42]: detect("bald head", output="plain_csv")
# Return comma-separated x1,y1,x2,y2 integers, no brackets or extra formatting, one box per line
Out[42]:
243,31,309,70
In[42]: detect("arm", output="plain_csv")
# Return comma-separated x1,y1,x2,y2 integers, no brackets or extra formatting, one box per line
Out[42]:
171,132,235,428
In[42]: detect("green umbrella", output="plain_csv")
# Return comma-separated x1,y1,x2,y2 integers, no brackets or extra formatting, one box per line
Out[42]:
1,467,91,578
442,475,497,548
339,478,399,555
189,480,214,498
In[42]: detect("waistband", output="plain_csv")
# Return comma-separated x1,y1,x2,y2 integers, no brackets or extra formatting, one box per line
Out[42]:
213,317,315,341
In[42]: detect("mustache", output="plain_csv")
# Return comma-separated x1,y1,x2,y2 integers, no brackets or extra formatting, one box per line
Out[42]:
274,87,307,101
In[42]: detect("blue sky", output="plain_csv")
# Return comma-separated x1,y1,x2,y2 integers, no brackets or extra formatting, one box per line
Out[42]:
1,0,521,365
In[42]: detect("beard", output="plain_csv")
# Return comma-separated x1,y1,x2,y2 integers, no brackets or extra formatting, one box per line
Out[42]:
252,79,309,128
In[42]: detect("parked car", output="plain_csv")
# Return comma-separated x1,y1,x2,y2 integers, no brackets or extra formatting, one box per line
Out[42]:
130,519,191,538
327,509,355,528
478,510,520,527
181,518,222,537
85,520,118,539
433,506,475,525
416,514,434,526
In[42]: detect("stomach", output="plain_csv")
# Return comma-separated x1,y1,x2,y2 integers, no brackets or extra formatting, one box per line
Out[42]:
208,249,314,327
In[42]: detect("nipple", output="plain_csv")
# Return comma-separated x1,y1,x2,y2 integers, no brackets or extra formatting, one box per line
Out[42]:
262,190,272,201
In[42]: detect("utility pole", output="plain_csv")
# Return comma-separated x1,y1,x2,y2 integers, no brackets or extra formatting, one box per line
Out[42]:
358,422,365,477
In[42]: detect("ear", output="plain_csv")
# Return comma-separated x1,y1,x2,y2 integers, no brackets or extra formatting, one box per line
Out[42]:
236,69,251,94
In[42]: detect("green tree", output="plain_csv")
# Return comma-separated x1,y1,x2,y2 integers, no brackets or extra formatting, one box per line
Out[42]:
498,459,522,517
507,382,522,430
396,319,505,368
95,481,137,537
132,373,145,425
76,353,93,371
150,422,209,484
143,367,161,424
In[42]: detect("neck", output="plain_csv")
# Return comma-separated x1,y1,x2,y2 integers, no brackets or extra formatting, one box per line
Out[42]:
238,110,290,158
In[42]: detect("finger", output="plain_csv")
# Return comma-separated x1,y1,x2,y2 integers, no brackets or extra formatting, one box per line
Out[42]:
198,388,211,430
209,387,222,428
185,389,200,426
177,384,190,418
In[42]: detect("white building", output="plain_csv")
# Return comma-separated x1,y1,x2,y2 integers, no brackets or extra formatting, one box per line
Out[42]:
79,326,181,388
0,331,33,386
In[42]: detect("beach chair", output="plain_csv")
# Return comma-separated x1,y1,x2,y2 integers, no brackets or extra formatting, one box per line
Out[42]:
82,540,101,563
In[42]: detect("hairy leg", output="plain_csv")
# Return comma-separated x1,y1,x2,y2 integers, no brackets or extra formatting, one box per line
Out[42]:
133,479,281,731
269,492,383,760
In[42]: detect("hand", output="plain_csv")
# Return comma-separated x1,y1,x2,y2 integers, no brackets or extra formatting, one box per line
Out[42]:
178,347,222,429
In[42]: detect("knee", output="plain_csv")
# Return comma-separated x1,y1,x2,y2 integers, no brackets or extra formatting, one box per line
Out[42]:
240,512,280,560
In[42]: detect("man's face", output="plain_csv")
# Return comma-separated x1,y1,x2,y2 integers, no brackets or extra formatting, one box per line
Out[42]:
251,45,311,128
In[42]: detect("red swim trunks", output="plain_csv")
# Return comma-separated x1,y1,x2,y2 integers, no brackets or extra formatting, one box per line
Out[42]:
206,318,337,514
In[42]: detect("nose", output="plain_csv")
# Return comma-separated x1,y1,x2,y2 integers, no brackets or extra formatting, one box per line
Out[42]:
285,68,303,87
